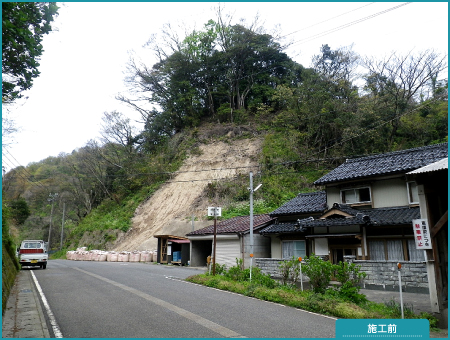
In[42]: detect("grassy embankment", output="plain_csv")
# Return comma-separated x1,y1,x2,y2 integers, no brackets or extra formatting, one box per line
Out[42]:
186,268,439,330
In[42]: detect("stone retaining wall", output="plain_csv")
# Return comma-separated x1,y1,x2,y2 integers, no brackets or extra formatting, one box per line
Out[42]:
255,257,429,293
255,258,285,279
351,259,429,293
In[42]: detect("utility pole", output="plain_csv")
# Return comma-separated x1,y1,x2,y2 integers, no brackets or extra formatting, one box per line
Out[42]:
189,214,194,266
248,172,262,282
60,202,65,250
208,207,221,275
213,215,217,275
249,172,254,281
47,193,58,251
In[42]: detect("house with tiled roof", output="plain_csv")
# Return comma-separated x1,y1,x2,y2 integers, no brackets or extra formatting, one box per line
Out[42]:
406,157,448,324
261,191,327,260
258,143,447,290
186,214,273,268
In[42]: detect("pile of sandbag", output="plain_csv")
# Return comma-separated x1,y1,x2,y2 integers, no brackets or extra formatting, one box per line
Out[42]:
66,248,156,263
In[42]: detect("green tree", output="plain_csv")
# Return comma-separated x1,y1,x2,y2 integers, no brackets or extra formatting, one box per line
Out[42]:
120,15,301,141
8,198,31,225
2,2,58,102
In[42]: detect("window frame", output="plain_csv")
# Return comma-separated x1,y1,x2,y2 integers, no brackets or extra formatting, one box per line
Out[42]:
340,186,372,205
407,181,419,205
282,240,306,259
368,238,423,262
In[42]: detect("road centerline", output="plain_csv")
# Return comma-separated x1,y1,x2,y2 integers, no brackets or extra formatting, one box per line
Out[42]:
73,267,244,338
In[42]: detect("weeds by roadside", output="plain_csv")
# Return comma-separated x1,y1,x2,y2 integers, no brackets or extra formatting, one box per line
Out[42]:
185,256,438,329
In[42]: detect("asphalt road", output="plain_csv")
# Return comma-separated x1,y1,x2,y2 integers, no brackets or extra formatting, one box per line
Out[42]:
33,260,336,338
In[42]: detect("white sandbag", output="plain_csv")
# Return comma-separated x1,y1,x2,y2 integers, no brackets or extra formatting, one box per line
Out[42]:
140,251,150,262
75,251,81,261
118,252,130,262
98,252,107,262
129,251,141,262
90,250,100,261
82,251,90,261
107,252,118,262
66,251,75,260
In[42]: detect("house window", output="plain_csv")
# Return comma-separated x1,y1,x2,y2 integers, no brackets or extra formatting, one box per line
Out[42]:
407,182,419,204
341,187,371,204
368,240,385,260
386,240,404,261
368,239,422,261
282,240,306,259
407,239,425,261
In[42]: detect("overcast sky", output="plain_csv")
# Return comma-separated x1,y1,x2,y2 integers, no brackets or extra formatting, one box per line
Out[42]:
3,2,448,171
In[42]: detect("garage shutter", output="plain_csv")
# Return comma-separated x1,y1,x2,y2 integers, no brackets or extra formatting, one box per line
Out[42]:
216,240,241,269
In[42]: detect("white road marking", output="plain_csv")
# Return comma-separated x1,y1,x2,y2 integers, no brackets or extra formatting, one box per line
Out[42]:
74,267,245,338
30,271,64,338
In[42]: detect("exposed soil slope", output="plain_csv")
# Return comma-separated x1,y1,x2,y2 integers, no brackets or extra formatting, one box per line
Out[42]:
113,138,262,251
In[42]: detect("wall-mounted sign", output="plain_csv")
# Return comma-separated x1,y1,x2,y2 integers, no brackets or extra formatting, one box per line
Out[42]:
412,219,432,250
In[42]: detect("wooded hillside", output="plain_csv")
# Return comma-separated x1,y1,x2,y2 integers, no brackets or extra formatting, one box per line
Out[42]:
2,16,447,254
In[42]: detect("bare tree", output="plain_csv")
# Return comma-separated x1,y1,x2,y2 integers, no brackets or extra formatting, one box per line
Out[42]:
100,111,138,155
361,49,448,146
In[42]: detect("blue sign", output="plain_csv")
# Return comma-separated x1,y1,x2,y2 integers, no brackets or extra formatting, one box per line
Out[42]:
336,319,429,338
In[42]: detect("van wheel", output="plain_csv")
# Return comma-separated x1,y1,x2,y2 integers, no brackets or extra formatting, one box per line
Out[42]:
42,264,47,269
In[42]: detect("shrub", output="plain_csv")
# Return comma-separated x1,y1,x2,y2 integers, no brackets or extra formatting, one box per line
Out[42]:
333,261,367,303
419,312,439,329
222,258,277,289
278,256,301,285
224,259,248,281
211,263,227,276
302,254,334,294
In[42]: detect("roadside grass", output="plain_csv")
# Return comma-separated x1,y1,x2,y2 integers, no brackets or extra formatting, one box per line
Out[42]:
185,273,438,327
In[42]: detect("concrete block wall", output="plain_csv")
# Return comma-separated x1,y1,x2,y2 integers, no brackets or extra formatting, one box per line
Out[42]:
353,260,429,293
256,257,429,293
255,258,285,279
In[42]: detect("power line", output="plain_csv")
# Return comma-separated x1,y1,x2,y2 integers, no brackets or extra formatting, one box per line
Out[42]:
279,2,376,39
289,2,412,47
2,149,48,190
214,3,412,83
2,96,443,186
3,147,41,181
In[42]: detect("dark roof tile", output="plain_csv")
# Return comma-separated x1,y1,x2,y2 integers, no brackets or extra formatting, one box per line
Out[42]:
314,143,448,185
269,191,327,217
260,205,420,233
186,214,273,236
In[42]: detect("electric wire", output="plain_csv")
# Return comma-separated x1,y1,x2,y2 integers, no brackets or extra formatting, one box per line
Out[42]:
2,155,46,190
279,2,376,39
2,150,48,190
3,147,47,184
289,2,412,47
227,2,412,82
3,94,443,186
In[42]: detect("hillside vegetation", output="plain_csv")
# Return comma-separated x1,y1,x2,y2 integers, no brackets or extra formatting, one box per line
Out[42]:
3,13,447,255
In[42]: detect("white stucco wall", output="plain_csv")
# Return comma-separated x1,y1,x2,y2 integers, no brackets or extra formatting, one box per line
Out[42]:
241,233,271,268
372,178,409,208
326,186,340,207
314,238,329,256
270,236,282,258
326,178,409,208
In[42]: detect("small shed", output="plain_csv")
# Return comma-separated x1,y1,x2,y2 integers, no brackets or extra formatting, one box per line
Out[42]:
154,235,190,266
186,214,274,268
